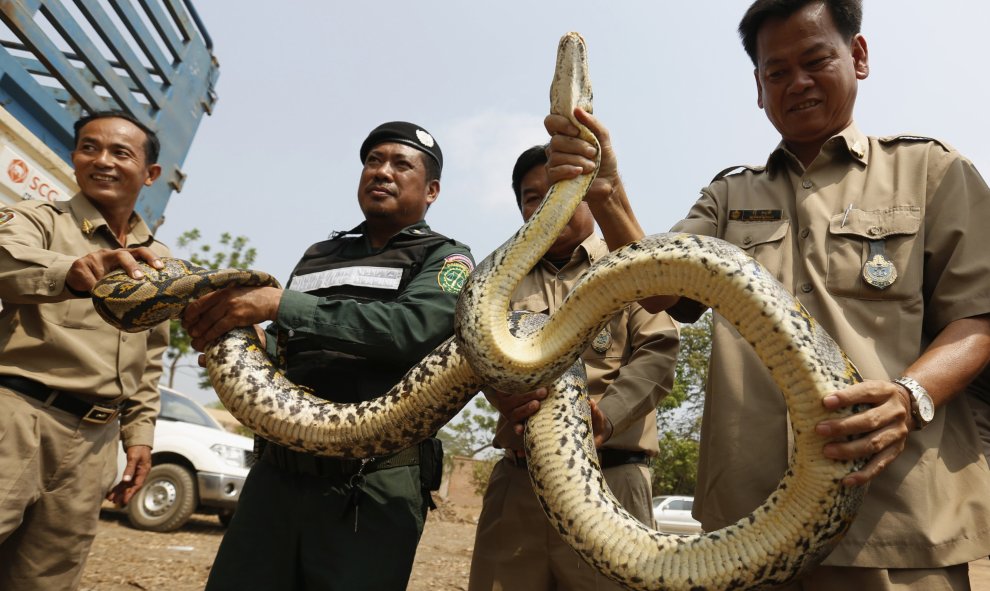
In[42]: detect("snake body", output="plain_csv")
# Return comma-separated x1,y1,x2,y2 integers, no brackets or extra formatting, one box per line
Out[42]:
92,32,866,590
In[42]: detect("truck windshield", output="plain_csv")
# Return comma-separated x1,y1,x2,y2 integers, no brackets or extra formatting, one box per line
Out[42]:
159,389,220,430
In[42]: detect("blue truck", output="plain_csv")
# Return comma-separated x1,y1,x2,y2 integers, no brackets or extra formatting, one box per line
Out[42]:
0,0,217,228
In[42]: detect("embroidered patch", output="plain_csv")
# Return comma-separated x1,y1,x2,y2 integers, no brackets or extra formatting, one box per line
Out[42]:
0,210,14,225
437,254,473,294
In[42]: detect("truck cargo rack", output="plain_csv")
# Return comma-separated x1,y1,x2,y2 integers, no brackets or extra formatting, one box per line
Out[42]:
0,0,218,227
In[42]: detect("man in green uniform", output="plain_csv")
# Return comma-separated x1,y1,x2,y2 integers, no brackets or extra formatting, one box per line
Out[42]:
544,0,990,588
468,146,679,591
184,121,474,590
0,111,169,591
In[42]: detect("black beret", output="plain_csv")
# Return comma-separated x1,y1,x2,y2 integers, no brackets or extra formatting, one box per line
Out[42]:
359,121,442,172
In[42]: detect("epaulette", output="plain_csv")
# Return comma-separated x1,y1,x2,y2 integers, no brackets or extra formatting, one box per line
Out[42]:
709,164,765,184
48,199,70,213
7,197,65,213
877,134,953,152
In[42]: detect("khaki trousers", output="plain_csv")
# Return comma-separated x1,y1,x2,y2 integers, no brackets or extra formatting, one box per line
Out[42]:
468,457,653,591
0,386,120,591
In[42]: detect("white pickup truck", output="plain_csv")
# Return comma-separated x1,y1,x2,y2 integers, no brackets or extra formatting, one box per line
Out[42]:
115,387,254,532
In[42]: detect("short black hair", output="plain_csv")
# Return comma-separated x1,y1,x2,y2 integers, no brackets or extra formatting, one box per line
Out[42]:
739,0,863,66
73,110,161,164
511,145,548,207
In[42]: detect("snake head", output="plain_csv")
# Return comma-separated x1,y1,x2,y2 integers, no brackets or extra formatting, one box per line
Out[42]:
551,32,594,120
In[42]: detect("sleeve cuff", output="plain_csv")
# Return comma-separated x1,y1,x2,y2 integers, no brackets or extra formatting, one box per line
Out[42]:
276,288,318,332
120,423,156,449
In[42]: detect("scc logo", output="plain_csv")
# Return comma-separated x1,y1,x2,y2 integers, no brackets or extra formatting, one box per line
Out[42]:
6,158,61,201
7,158,28,183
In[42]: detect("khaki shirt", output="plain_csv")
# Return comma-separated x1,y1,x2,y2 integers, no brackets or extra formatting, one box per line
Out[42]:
0,193,170,448
670,123,990,567
492,234,679,454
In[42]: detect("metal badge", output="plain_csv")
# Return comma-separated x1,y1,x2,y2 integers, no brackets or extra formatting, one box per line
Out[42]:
591,326,612,353
862,240,897,289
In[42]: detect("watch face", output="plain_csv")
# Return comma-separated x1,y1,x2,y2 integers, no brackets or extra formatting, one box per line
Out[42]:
918,394,935,422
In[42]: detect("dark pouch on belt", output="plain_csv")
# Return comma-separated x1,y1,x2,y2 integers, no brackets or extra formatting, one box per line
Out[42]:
419,437,444,492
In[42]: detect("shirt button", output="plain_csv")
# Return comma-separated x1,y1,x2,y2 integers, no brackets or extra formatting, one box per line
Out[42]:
801,283,813,293
868,226,882,236
742,236,753,246
48,280,57,291
802,179,813,189
800,228,810,239
287,329,295,337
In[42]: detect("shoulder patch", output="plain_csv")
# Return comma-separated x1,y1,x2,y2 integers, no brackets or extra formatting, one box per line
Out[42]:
877,134,953,152
0,210,14,225
437,253,473,294
710,164,764,184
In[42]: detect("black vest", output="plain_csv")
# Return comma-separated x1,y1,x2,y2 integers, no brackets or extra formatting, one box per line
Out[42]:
282,228,456,403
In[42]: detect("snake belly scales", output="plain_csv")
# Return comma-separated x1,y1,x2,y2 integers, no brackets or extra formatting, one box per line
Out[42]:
92,33,866,591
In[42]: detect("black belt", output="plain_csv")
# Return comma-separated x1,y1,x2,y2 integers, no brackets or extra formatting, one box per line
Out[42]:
264,442,421,480
0,375,120,424
599,449,650,469
506,448,650,469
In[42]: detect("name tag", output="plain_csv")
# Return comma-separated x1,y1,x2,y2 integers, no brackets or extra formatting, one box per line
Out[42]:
288,266,403,292
728,209,783,222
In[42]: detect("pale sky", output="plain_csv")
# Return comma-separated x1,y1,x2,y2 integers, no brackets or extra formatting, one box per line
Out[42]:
156,1,990,402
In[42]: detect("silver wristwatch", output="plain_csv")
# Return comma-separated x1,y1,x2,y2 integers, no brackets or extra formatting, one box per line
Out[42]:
893,376,935,430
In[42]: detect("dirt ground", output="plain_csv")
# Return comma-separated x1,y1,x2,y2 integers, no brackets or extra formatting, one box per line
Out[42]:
82,504,990,591
82,502,477,591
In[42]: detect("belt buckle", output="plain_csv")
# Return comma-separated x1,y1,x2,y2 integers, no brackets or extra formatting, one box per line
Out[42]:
82,404,119,424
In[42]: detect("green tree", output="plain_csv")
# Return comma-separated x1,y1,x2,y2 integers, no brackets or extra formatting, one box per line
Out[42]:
163,229,258,390
651,431,701,495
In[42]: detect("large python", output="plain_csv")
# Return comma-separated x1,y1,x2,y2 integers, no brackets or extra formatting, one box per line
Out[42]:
93,32,866,590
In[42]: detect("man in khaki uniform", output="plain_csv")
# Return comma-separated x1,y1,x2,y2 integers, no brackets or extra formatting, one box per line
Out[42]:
543,0,990,589
0,111,169,591
468,146,679,591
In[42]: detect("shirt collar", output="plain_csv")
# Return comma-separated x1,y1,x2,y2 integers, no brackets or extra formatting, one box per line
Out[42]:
346,220,433,247
66,193,155,246
539,233,602,271
765,122,869,177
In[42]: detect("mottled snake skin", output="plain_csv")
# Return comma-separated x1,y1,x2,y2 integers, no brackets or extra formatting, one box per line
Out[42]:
92,32,866,590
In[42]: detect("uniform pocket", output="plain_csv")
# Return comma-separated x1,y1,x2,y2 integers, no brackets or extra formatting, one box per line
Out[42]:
722,220,789,278
825,206,921,300
39,297,103,330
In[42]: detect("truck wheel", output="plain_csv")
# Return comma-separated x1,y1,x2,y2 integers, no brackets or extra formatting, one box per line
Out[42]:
127,463,198,532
